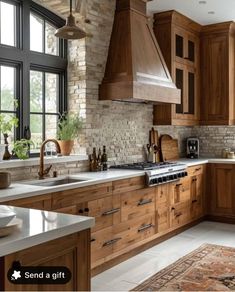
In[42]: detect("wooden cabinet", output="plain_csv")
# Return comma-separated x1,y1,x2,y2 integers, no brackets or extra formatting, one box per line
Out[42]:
208,164,235,218
1,231,90,291
153,10,201,126
201,22,235,125
3,168,206,274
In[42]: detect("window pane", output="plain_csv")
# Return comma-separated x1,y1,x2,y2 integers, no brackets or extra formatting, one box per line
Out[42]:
45,73,58,113
30,13,43,53
1,66,15,111
30,71,43,113
30,114,43,149
0,2,16,47
45,115,57,139
45,22,59,56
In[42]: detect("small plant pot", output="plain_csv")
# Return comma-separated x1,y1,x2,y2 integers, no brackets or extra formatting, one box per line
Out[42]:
0,172,11,189
58,140,74,156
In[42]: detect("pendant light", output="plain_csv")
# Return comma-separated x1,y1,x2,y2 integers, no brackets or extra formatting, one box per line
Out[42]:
55,0,86,40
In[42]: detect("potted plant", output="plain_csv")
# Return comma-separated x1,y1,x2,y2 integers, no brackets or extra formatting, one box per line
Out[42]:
0,114,18,160
57,112,83,156
12,139,34,160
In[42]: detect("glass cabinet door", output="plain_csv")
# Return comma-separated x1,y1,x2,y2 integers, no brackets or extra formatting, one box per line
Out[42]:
175,67,184,114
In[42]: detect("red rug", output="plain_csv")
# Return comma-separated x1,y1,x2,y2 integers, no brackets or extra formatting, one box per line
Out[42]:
132,244,235,291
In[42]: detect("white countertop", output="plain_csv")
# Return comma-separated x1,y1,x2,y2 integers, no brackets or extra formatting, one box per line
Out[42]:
0,206,94,257
0,158,234,203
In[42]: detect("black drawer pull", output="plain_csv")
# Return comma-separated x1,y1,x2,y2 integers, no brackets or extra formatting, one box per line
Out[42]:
138,223,154,232
78,209,84,214
84,208,90,212
192,199,198,203
176,183,182,187
171,207,175,211
103,237,122,247
102,208,120,216
195,168,201,171
175,212,182,218
90,238,96,243
137,198,152,206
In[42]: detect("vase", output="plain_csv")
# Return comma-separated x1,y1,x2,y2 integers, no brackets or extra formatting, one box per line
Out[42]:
3,134,11,160
58,140,74,156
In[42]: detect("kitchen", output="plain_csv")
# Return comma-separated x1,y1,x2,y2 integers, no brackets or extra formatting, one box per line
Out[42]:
0,0,234,291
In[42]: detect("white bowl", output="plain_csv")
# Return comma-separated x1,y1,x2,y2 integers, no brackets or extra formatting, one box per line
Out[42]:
0,206,16,227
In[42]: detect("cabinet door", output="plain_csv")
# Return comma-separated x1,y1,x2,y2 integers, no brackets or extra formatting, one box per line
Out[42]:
170,202,191,228
210,164,235,216
191,174,203,219
171,177,191,205
156,184,170,233
201,35,229,123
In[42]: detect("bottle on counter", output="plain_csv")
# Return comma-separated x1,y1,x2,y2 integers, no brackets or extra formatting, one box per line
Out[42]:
91,147,98,172
101,146,108,171
97,148,102,171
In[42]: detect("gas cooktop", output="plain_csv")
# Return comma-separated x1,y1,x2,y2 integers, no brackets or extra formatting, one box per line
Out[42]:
110,161,178,170
110,161,188,187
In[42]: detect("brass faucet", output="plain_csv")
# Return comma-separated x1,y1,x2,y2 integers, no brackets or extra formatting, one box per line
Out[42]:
38,139,61,179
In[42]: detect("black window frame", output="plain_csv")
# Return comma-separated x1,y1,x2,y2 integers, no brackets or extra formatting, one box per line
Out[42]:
0,0,67,156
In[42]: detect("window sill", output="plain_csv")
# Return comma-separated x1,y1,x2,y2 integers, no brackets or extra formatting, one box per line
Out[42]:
0,155,88,169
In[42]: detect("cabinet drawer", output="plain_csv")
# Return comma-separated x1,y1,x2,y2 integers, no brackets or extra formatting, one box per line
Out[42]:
170,202,191,228
188,165,204,176
91,227,114,263
191,195,203,219
113,214,155,252
112,176,145,194
157,206,170,233
172,177,191,204
88,196,120,233
51,182,112,209
120,188,155,221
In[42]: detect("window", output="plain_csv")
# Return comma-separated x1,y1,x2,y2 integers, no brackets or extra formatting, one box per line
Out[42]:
0,0,67,154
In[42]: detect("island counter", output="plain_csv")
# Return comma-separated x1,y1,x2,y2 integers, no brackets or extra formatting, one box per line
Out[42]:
0,206,95,291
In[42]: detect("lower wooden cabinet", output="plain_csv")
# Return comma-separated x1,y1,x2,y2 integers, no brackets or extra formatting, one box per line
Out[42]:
208,164,235,218
4,165,206,272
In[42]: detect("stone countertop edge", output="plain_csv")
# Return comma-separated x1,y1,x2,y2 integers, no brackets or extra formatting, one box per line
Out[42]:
0,206,95,257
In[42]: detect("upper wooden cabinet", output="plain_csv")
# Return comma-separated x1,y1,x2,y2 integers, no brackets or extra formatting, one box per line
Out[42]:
153,11,201,126
200,22,235,125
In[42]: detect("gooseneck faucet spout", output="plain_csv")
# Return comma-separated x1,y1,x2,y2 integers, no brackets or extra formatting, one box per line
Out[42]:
38,139,61,179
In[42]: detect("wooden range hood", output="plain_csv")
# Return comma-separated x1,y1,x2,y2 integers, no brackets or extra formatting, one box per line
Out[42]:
99,0,181,104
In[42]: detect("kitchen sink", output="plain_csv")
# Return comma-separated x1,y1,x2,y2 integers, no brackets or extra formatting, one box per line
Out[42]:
23,177,90,187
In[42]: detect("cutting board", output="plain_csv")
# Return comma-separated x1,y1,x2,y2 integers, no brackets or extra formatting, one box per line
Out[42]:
160,135,179,161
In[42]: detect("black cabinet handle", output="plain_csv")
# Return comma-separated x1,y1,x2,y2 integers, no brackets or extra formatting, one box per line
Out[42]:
175,212,182,218
84,208,90,212
176,183,182,187
78,209,84,214
90,238,96,242
137,198,152,206
103,238,122,247
171,207,175,211
102,208,120,216
192,199,198,203
195,168,201,171
138,223,154,232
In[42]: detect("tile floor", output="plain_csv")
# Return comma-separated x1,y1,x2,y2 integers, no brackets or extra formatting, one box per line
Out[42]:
92,221,235,291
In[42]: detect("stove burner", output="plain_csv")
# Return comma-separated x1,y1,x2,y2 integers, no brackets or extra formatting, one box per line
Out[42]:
110,161,175,170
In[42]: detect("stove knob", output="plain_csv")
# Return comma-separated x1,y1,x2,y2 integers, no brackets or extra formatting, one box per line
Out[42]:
153,178,158,184
158,177,163,183
184,171,188,177
173,174,178,179
178,173,182,178
163,177,167,182
169,175,173,180
181,172,185,177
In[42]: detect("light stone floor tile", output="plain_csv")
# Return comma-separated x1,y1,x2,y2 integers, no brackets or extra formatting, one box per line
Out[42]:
91,221,235,291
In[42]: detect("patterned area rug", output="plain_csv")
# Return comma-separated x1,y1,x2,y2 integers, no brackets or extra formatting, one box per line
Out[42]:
132,244,235,291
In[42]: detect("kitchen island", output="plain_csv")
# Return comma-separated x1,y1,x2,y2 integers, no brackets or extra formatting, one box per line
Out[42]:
0,206,94,291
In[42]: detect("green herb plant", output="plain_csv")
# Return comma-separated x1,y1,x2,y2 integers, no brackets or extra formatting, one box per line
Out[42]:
57,112,83,141
13,139,34,160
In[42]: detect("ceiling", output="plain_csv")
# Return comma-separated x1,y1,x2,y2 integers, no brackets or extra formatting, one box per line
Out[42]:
147,0,235,25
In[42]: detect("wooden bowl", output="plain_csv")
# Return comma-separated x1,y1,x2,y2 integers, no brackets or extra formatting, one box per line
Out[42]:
0,172,11,189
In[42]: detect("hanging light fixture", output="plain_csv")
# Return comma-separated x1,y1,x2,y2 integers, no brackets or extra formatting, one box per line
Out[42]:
55,0,86,40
